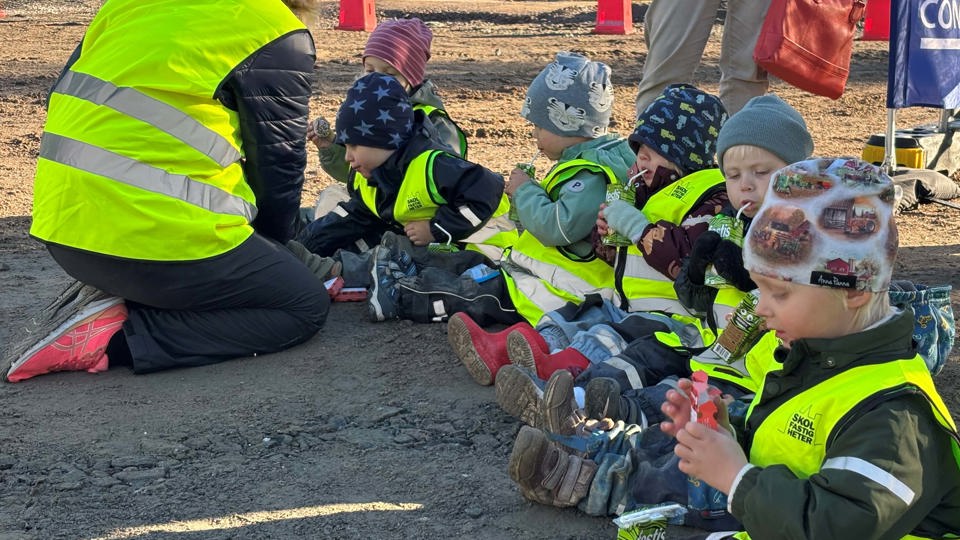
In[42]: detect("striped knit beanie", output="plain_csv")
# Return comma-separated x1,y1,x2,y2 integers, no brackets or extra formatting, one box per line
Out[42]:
363,18,433,88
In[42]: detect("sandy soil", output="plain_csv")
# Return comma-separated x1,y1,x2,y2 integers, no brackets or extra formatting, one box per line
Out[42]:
0,1,958,539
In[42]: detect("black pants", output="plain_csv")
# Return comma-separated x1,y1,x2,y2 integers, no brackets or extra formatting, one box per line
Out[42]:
397,249,522,326
48,234,329,374
297,205,391,256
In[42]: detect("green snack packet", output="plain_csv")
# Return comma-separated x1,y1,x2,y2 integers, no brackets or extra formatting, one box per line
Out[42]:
703,213,745,288
508,163,537,222
602,182,636,247
710,289,765,363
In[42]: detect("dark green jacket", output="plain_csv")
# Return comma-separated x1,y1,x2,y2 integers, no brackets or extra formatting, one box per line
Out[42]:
731,309,960,540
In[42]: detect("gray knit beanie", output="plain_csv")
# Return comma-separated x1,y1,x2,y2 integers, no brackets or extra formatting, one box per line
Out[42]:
716,94,814,170
521,52,614,139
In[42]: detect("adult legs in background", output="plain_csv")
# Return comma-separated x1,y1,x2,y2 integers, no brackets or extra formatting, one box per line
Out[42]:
634,0,720,117
718,0,771,114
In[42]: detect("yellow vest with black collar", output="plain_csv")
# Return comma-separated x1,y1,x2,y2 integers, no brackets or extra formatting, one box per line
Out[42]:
351,149,517,259
727,355,960,540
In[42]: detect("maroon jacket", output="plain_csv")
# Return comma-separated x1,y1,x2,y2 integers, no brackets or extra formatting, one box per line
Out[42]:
593,169,728,280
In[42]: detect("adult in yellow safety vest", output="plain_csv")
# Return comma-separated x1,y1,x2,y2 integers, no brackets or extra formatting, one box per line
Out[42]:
6,0,330,383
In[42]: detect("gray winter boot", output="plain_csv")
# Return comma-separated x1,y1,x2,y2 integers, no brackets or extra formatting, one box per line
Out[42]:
508,425,598,508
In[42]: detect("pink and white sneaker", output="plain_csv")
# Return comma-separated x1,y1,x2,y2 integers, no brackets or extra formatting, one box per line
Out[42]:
6,299,127,382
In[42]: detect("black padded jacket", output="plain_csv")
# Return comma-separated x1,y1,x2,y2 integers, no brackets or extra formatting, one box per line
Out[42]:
53,31,317,244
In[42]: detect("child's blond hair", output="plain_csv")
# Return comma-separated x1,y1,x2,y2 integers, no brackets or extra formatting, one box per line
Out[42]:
720,145,788,172
828,288,892,331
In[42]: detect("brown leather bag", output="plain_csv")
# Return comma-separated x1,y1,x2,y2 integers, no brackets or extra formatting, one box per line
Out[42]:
753,0,866,99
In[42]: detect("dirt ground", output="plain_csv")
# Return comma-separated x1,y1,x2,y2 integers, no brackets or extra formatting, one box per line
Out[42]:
1,1,958,539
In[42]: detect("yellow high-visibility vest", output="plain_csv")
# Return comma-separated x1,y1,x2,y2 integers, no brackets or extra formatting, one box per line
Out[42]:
617,168,725,314
502,159,619,324
352,149,517,259
31,0,307,261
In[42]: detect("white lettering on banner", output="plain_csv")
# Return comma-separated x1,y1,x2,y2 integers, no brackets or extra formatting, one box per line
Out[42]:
920,0,960,30
918,0,960,49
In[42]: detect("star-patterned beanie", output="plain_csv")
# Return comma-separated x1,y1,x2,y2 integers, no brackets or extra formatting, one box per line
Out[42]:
629,83,727,174
335,72,414,150
743,157,898,292
521,51,614,139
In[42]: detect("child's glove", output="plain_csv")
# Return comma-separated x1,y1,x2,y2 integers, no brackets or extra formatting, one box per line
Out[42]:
711,238,756,292
674,231,720,313
675,261,719,315
686,231,721,285
602,200,650,244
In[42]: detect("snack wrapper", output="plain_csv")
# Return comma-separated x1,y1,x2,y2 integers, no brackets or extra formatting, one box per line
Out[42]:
311,117,332,141
508,161,538,222
614,503,686,539
685,370,720,430
683,371,730,520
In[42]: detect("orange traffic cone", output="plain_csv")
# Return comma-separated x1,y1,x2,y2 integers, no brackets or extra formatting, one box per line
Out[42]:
337,0,376,32
594,0,633,35
861,0,891,41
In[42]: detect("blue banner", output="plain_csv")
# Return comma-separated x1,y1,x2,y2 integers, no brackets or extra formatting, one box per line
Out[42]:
887,0,960,109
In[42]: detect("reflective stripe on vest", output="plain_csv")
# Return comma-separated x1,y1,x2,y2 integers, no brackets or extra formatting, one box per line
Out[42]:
31,0,305,260
414,103,468,158
746,354,960,480
54,70,241,168
40,133,254,221
501,159,619,324
618,168,725,313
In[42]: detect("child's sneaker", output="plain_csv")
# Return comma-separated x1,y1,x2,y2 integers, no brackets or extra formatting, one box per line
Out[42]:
368,246,402,322
6,300,127,383
508,425,597,508
380,231,417,277
495,364,546,426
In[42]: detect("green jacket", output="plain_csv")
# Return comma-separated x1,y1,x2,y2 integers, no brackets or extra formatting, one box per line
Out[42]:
512,134,635,258
318,79,462,183
730,310,960,540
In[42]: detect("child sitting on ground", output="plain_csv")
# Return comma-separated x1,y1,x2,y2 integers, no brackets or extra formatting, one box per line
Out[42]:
495,93,813,428
507,158,960,539
367,53,635,359
296,72,513,266
305,18,467,226
449,84,730,387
